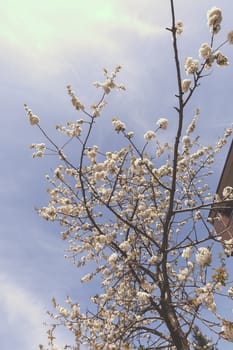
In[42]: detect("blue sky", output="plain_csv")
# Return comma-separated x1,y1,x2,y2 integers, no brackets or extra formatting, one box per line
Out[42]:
1,0,233,349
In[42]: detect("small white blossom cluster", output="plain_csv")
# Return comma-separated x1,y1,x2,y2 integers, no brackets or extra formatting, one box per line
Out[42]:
184,57,199,75
221,320,233,342
67,85,85,111
112,118,126,133
30,143,46,158
181,79,191,93
91,101,107,117
144,130,156,142
24,104,40,126
186,109,199,134
223,238,233,257
182,6,233,76
215,125,233,153
93,66,126,94
175,21,183,35
228,286,233,297
227,31,233,44
156,118,168,130
199,43,212,60
56,120,82,137
195,283,216,312
181,246,192,259
207,7,222,34
195,247,212,267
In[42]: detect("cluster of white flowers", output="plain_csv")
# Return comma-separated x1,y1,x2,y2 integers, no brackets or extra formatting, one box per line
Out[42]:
196,247,212,267
175,21,183,35
186,109,199,134
181,246,192,259
91,101,107,117
184,57,199,75
24,104,40,126
30,143,46,158
223,238,233,256
221,320,233,342
181,79,191,93
156,118,168,130
195,283,216,312
227,31,233,44
56,120,82,137
67,85,85,110
215,51,229,67
207,7,222,34
81,273,93,283
108,252,118,266
137,291,151,303
199,43,212,60
93,66,126,94
112,118,126,133
144,130,156,141
27,6,233,345
228,286,233,297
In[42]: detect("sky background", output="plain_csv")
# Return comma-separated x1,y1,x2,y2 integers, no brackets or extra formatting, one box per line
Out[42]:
0,0,233,349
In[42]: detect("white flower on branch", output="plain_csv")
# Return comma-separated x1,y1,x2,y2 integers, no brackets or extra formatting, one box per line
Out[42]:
181,79,191,93
199,43,212,60
112,118,126,133
137,291,151,302
24,104,40,125
175,21,183,35
156,118,168,130
221,320,233,342
181,247,192,259
207,6,222,34
108,253,118,266
227,30,233,44
184,57,199,75
29,114,40,126
30,143,46,158
67,85,85,110
196,247,212,267
195,283,216,312
228,286,233,297
215,51,229,67
144,130,156,141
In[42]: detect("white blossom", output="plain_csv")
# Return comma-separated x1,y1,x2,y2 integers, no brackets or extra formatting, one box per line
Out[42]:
137,291,150,302
29,114,40,126
221,320,233,342
215,52,229,67
156,118,168,130
181,79,191,93
112,118,126,133
144,130,156,141
184,57,199,75
182,135,191,146
227,31,233,44
199,43,212,60
207,6,222,34
228,287,233,297
108,253,118,265
81,273,93,283
181,247,192,259
175,21,183,35
196,247,212,267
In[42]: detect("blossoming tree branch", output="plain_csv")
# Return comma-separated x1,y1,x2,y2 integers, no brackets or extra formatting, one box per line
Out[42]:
25,2,233,350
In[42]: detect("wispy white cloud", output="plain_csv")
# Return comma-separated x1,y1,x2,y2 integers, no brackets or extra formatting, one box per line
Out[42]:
0,272,47,349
